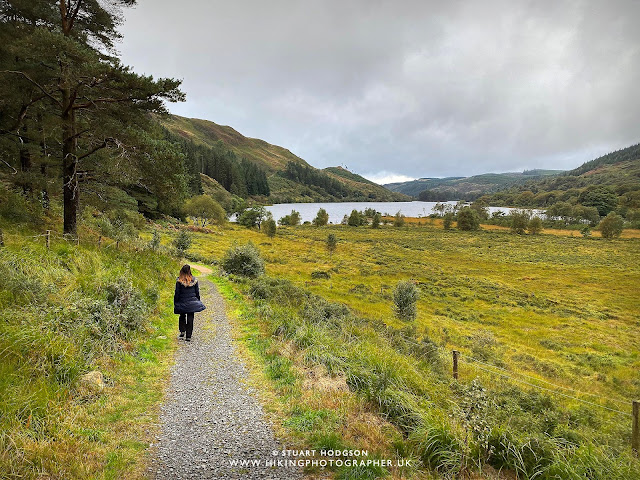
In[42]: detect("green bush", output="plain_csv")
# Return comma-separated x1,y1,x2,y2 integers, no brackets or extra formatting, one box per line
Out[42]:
222,242,265,277
263,218,277,237
393,211,405,227
457,207,480,231
371,212,381,228
347,209,366,226
313,208,329,226
326,233,338,256
393,280,419,321
527,216,543,234
510,210,531,234
443,212,454,230
172,230,192,255
249,276,305,305
302,296,350,325
311,270,331,279
598,212,624,239
149,229,161,250
279,210,301,226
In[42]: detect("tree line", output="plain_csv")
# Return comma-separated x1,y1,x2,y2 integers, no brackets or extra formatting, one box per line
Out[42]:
167,133,270,198
281,161,351,199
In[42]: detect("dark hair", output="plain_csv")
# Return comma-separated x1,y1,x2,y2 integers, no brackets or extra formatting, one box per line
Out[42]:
178,264,193,285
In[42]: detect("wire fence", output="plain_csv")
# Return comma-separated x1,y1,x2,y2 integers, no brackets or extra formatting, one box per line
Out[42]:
0,229,134,251
395,336,634,419
462,356,632,417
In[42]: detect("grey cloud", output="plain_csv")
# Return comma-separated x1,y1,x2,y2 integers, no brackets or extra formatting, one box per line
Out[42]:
119,0,640,179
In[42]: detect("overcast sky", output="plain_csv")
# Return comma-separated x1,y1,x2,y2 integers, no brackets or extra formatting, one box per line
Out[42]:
118,0,639,184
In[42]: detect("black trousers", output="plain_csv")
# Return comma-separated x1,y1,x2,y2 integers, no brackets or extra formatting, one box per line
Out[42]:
179,312,195,338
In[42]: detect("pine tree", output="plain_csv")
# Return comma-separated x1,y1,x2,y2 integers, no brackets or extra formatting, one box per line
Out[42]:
0,1,184,234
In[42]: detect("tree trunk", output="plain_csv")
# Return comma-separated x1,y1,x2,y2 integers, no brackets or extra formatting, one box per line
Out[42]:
38,113,49,210
19,146,32,194
62,88,78,235
19,125,32,195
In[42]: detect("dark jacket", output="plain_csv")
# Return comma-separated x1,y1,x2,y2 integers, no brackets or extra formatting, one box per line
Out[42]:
173,278,206,314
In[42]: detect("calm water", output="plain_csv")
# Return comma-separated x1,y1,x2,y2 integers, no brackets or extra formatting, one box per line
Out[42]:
263,201,531,224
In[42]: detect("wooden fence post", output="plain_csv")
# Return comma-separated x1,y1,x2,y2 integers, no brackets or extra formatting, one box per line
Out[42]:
46,230,50,249
633,400,639,455
452,350,459,380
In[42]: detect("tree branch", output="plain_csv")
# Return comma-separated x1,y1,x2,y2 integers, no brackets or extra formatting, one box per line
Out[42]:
1,159,18,175
72,95,141,109
68,0,84,31
76,137,116,161
0,71,61,107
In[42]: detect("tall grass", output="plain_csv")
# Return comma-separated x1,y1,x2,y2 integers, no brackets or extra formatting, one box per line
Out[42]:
0,232,179,479
219,269,640,479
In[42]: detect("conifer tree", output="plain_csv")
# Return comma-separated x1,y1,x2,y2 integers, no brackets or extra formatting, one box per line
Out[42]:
1,1,185,234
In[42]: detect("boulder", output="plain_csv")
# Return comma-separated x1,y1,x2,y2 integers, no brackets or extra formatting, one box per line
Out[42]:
79,370,105,393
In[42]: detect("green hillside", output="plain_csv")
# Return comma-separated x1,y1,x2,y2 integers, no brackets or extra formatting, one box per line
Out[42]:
480,144,640,218
386,170,562,200
161,115,408,203
161,115,308,173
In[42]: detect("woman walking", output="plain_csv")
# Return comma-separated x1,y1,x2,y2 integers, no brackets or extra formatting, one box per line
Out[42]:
173,264,206,341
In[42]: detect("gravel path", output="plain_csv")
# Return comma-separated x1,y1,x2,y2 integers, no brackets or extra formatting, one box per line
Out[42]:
149,277,301,479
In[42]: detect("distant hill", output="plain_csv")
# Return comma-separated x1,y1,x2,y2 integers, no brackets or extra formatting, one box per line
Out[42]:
160,115,408,203
161,115,308,173
479,143,640,216
386,170,561,200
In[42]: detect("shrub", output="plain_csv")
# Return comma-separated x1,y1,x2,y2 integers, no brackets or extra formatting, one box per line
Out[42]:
149,230,161,250
457,207,480,231
222,242,265,277
279,210,301,226
371,212,381,228
598,212,624,239
347,209,366,226
443,212,454,230
510,210,531,234
183,194,226,227
311,270,330,279
470,200,490,220
172,230,192,255
263,218,277,238
312,208,329,226
393,211,405,227
103,278,147,333
527,216,543,235
393,280,419,321
326,233,337,256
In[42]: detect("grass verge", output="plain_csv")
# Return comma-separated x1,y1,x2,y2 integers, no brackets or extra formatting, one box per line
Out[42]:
0,228,180,479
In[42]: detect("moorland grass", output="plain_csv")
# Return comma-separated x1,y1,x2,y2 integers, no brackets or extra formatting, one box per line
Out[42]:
186,221,638,479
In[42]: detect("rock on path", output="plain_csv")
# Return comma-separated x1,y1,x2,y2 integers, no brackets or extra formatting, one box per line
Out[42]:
149,277,301,479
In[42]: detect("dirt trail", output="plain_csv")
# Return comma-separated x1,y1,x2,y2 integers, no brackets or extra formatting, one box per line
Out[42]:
148,275,300,479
